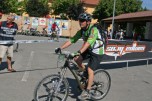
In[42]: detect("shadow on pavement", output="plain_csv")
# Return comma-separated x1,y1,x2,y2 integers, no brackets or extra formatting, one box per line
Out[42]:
0,61,15,71
66,78,95,101
0,66,56,74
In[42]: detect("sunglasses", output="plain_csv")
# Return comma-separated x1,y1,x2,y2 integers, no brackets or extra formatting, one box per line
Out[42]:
79,19,86,22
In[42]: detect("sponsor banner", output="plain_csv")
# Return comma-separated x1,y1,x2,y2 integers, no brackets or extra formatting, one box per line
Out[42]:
102,40,152,62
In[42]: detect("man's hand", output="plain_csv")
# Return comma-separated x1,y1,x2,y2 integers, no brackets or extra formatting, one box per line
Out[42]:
55,48,61,54
71,50,81,57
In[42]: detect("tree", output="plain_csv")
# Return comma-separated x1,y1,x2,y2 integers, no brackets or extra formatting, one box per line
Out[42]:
51,0,85,20
66,1,85,20
0,0,25,15
93,0,144,22
26,0,50,17
51,0,70,16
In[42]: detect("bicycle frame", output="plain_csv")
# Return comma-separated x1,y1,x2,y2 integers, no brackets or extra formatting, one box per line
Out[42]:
57,57,85,92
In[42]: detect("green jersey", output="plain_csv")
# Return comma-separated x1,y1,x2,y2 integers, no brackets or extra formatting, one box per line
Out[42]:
70,25,104,55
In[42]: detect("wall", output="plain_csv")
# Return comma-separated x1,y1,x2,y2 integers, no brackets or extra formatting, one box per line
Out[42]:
0,14,80,37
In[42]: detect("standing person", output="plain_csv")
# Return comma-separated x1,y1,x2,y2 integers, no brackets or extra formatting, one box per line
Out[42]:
119,29,124,40
108,29,112,39
55,12,104,100
0,14,18,72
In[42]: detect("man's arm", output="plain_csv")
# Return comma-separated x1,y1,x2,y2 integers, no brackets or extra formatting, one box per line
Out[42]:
79,42,90,53
60,30,82,50
79,27,98,54
60,40,72,49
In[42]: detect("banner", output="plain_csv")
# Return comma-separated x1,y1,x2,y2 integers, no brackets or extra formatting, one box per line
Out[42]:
55,19,61,28
102,40,152,62
23,17,30,25
32,17,39,27
61,20,68,30
38,18,46,26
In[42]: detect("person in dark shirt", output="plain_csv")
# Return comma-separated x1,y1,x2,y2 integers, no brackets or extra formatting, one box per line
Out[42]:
0,14,18,72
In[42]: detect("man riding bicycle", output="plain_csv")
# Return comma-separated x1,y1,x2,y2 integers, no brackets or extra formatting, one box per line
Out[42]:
55,12,104,100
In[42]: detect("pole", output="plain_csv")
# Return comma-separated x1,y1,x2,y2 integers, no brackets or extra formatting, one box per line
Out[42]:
111,0,116,39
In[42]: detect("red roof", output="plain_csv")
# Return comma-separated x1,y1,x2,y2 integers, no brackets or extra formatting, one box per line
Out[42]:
103,10,152,21
82,0,99,5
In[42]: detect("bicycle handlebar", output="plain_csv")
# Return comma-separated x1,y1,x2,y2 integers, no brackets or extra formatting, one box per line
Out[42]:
57,51,74,60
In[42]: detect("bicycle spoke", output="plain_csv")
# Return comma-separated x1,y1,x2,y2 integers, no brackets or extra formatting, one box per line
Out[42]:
91,69,111,100
34,75,69,101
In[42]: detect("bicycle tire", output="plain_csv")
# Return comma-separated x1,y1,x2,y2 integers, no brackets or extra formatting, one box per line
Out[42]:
91,69,111,100
34,74,69,101
13,43,19,52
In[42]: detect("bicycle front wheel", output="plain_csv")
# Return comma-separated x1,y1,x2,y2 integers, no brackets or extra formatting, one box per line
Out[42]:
91,69,111,100
34,74,69,101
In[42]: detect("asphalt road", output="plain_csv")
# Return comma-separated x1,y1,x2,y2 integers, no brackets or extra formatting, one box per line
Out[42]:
0,35,152,101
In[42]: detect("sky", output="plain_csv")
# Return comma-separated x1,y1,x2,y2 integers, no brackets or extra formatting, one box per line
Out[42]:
142,0,152,10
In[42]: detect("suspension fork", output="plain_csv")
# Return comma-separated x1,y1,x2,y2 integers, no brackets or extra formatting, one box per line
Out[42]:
54,67,67,94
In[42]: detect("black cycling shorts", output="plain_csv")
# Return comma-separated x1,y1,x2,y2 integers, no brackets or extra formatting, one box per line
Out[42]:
81,50,103,71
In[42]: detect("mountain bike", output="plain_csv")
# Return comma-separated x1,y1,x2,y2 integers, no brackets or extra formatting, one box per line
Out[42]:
50,30,59,41
34,51,111,101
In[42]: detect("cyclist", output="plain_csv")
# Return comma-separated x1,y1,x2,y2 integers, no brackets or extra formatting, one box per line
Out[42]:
55,12,104,100
51,22,59,41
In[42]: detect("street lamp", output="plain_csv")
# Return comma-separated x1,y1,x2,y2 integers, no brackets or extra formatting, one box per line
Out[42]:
111,0,116,39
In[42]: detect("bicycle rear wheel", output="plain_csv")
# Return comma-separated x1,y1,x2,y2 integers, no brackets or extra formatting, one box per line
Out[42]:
34,74,69,101
91,69,111,100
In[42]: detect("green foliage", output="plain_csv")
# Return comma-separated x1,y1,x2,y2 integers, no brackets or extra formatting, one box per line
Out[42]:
93,0,144,22
0,0,25,15
51,0,70,15
51,0,84,20
26,0,50,17
66,2,85,20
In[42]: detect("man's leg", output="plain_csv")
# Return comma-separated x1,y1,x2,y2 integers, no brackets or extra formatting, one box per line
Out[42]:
87,67,94,90
7,56,12,70
74,55,85,71
7,45,16,72
0,45,7,65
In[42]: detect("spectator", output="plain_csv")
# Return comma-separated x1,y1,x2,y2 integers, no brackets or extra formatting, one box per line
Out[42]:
119,29,124,40
107,29,112,39
0,14,18,72
108,29,112,39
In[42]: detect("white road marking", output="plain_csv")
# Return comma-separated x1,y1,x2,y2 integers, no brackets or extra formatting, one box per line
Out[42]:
21,51,34,82
146,70,152,74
